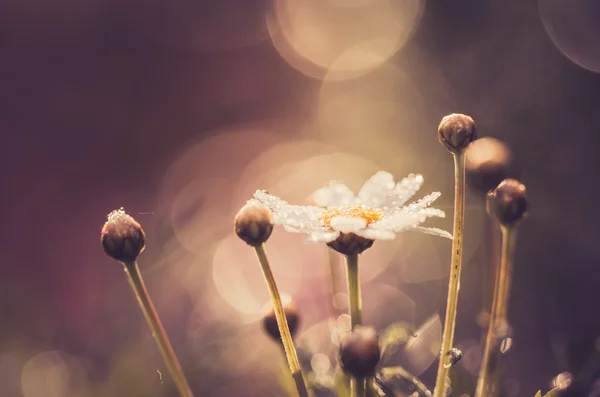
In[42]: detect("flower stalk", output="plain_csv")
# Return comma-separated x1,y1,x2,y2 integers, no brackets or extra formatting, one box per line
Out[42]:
123,261,194,397
254,244,310,397
433,151,467,397
345,253,362,329
474,226,516,397
433,113,476,397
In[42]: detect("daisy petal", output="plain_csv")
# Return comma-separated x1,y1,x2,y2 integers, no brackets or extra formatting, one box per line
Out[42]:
392,174,425,207
311,182,356,208
355,228,396,240
306,230,340,243
357,171,396,207
254,190,325,231
408,226,453,240
330,216,367,233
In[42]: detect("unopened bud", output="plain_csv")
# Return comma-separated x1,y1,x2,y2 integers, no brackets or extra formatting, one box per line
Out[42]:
234,199,273,246
438,113,477,153
487,179,528,227
339,326,381,378
101,208,146,263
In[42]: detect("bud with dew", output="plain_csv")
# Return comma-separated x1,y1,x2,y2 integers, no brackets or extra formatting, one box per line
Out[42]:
100,208,193,397
438,113,477,153
101,208,146,263
234,199,273,246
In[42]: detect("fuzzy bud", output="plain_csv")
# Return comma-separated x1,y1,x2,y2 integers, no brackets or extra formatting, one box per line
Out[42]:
339,326,381,378
466,137,518,196
487,179,528,227
234,199,273,246
262,297,300,342
438,113,477,153
101,208,146,263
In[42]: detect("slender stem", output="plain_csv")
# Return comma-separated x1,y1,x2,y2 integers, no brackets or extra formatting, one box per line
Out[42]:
254,244,310,397
345,253,362,329
326,247,343,318
474,227,516,397
122,261,193,397
351,377,366,397
433,151,466,397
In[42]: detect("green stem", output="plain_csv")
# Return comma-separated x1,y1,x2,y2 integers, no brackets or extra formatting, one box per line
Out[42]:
254,244,310,397
123,261,193,397
433,151,466,397
352,377,366,397
345,253,362,329
474,227,516,397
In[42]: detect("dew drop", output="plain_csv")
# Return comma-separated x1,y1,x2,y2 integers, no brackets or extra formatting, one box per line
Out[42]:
500,337,513,353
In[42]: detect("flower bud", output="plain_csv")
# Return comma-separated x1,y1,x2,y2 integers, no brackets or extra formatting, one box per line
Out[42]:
466,137,518,196
339,326,381,378
327,233,374,256
234,200,273,246
487,179,528,227
438,113,477,153
101,208,146,263
262,298,300,341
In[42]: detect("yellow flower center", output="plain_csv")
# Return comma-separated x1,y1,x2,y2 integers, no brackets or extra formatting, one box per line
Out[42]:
318,206,383,228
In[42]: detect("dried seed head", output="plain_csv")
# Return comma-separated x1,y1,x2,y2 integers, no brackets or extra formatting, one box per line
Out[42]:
101,208,146,263
466,137,518,196
234,200,273,246
339,326,381,378
438,113,477,153
487,179,528,227
262,297,300,341
327,233,374,256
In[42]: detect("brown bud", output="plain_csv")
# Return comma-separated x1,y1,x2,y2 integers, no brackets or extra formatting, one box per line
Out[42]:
262,297,300,342
466,137,518,196
487,179,528,227
101,208,146,263
438,113,477,153
234,200,273,246
339,326,381,378
327,233,374,256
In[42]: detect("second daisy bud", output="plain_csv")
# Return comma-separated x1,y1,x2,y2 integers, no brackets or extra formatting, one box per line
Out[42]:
487,179,528,227
234,199,274,246
339,326,381,378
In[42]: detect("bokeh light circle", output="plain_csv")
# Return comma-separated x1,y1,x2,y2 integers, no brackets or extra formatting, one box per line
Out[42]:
21,351,91,397
539,0,600,73
268,0,426,80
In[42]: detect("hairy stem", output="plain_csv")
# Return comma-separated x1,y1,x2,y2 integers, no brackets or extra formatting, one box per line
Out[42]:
433,151,466,397
254,244,309,397
474,227,516,397
123,261,193,397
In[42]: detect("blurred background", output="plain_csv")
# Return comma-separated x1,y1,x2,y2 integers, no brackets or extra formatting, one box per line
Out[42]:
2,0,600,396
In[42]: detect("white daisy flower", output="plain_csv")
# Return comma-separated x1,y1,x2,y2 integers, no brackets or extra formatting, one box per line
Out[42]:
253,171,452,256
